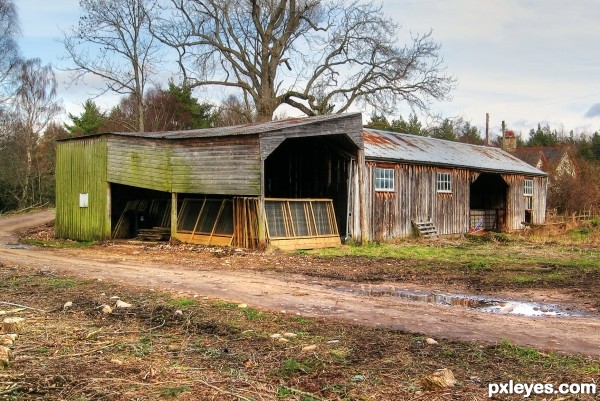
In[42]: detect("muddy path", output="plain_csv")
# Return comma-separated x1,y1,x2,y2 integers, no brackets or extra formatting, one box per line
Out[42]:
1,210,599,356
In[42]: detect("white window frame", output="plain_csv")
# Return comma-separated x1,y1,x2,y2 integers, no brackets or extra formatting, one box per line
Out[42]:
436,172,452,193
524,179,534,196
375,167,394,192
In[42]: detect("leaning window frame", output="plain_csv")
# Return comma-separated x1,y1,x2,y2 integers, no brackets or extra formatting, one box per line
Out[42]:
436,172,452,193
374,167,395,192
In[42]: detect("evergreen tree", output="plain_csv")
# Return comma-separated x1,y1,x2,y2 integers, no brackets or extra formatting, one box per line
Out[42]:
527,123,559,146
591,132,600,160
167,82,217,129
365,114,392,131
430,118,457,141
65,100,107,136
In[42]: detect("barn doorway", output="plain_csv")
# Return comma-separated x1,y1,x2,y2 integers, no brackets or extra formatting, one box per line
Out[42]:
469,173,508,231
264,134,357,249
110,183,171,239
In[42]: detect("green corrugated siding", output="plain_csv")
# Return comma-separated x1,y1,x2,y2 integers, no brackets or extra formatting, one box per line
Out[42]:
55,136,109,241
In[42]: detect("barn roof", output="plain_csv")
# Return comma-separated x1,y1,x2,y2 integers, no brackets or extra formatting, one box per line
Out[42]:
363,129,546,176
59,113,363,141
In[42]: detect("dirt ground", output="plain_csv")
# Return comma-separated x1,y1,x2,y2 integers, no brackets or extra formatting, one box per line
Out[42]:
1,210,600,359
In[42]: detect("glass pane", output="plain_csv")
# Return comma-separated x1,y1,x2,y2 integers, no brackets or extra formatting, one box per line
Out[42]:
289,202,309,236
313,202,333,235
196,200,221,234
179,200,203,231
213,200,234,235
265,201,287,238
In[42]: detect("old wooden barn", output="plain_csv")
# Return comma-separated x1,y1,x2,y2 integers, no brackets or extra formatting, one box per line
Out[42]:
55,113,547,248
352,129,548,241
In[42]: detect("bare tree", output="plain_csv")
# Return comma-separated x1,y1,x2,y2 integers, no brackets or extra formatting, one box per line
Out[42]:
62,0,163,131
152,0,454,122
0,0,21,103
11,59,62,208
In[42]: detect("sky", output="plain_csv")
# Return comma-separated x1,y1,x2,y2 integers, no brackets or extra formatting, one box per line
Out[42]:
15,0,600,139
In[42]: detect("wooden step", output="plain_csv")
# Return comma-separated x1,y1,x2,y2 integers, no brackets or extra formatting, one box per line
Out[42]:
412,220,439,239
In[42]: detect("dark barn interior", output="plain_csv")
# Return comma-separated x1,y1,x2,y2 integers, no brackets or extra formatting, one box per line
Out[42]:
110,183,171,239
469,173,508,230
264,135,356,237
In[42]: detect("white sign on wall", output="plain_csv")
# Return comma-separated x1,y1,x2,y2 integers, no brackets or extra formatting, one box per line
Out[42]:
79,193,89,208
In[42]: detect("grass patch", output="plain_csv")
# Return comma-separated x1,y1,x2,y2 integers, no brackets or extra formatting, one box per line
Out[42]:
159,386,190,398
241,307,263,320
278,358,317,378
168,298,197,308
46,278,78,288
21,238,96,248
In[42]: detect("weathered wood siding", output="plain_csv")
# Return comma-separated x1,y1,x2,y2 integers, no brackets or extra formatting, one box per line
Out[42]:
106,135,261,196
171,136,260,195
107,137,172,192
55,136,110,241
354,161,547,241
503,174,547,229
361,162,472,240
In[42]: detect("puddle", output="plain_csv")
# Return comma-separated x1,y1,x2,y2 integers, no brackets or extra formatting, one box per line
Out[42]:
335,287,584,317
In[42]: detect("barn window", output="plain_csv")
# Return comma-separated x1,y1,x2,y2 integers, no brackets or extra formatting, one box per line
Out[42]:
375,168,394,191
524,179,534,196
436,172,452,193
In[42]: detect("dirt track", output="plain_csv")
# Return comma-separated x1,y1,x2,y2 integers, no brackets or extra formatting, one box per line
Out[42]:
1,210,600,356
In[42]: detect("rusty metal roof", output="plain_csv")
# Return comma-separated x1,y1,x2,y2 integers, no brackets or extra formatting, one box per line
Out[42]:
364,129,546,176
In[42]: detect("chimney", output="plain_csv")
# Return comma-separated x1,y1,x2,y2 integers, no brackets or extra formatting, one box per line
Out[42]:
502,130,517,152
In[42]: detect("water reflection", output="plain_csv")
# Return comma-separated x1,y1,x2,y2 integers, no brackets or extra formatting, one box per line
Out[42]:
338,287,582,317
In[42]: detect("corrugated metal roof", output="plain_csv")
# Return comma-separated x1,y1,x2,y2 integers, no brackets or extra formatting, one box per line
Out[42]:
364,129,546,176
59,113,362,141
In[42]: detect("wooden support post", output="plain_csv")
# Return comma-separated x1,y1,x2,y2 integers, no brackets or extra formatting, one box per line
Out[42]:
257,197,267,250
170,192,178,241
356,148,369,244
105,183,112,240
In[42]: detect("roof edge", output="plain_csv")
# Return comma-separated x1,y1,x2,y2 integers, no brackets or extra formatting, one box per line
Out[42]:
365,156,548,177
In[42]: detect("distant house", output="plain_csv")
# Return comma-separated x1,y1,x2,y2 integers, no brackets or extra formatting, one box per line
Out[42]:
511,147,577,179
55,113,547,249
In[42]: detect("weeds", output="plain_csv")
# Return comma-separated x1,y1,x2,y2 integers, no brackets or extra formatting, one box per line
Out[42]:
159,386,190,398
168,298,197,308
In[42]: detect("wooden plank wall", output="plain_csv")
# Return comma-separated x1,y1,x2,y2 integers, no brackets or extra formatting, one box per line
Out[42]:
503,174,547,229
362,162,472,240
171,136,261,196
55,136,110,241
107,137,171,192
356,161,547,241
107,135,261,196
